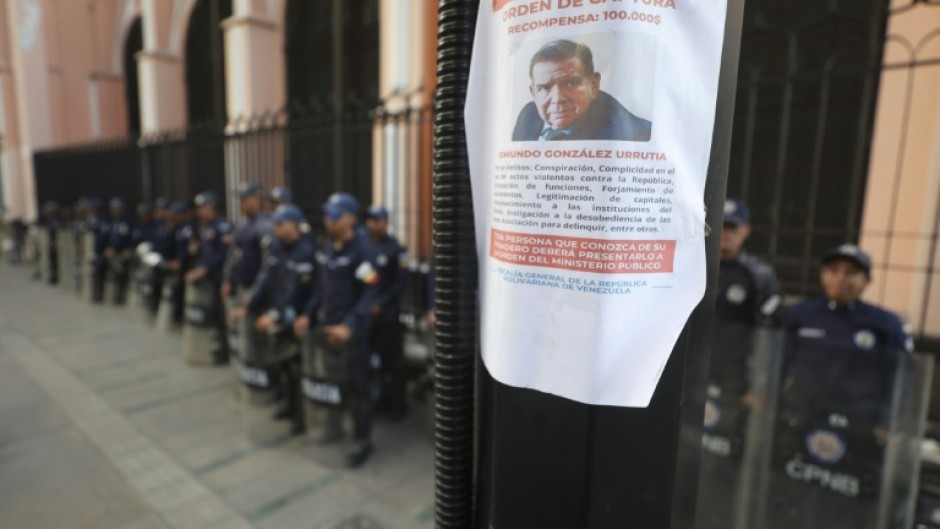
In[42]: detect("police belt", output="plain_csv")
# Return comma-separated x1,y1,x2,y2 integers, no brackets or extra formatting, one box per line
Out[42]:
300,329,357,409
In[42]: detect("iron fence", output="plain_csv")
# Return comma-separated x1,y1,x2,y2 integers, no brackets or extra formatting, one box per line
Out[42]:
726,0,940,345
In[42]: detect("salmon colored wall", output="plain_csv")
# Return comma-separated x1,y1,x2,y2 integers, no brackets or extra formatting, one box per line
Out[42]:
860,0,940,336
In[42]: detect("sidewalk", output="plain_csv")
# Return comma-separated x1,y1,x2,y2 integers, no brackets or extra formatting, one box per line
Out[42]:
0,264,435,529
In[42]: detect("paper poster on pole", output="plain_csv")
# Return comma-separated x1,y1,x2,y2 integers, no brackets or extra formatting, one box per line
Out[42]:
465,0,728,407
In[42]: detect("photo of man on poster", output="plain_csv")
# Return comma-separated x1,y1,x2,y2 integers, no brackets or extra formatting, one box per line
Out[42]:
512,39,653,142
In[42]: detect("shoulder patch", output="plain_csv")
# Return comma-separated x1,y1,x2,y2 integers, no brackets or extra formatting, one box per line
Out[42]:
355,261,379,285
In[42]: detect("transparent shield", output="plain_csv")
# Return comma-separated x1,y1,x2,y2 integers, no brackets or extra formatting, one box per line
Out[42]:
766,336,927,529
696,325,932,529
695,324,784,529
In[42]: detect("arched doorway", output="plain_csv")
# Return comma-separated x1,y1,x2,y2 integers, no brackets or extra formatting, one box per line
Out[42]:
123,18,143,136
284,0,379,217
185,0,232,127
177,0,232,205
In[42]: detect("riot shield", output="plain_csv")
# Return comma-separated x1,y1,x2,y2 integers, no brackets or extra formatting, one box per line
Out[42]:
232,315,298,394
136,247,164,323
695,323,783,529
226,298,243,359
109,255,131,305
880,352,933,528
31,226,46,282
301,329,354,410
155,273,180,332
71,229,85,297
757,336,928,529
81,232,96,302
182,279,217,365
57,228,75,294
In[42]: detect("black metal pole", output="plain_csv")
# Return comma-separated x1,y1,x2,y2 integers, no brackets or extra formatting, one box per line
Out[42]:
433,1,746,527
433,1,479,528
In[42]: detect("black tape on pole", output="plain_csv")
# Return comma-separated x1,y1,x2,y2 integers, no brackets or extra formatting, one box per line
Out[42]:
433,1,479,528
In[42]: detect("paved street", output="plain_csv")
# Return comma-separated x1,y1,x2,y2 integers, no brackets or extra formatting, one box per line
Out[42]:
0,264,435,529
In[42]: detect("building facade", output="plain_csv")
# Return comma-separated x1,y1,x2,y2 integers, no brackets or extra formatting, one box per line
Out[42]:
0,0,938,341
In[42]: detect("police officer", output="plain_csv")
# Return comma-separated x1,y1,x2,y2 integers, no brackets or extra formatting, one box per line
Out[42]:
40,201,60,285
165,202,195,325
235,204,317,434
133,202,158,247
296,192,380,467
105,198,135,304
364,205,409,420
768,244,911,529
185,192,233,364
141,201,179,316
698,199,782,529
221,182,269,303
88,198,112,303
268,186,315,242
712,199,781,403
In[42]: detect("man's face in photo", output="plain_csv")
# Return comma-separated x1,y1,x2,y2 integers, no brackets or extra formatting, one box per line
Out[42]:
530,56,601,131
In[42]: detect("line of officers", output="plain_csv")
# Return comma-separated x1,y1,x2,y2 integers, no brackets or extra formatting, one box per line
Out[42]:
702,199,915,529
39,184,416,469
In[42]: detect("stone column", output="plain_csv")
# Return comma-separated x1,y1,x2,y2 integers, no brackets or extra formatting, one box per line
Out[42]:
136,0,185,135
4,0,56,220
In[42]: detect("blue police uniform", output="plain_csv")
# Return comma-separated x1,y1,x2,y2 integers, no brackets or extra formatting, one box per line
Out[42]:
133,219,159,247
108,214,135,253
698,200,783,529
137,218,171,315
767,245,911,529
108,212,135,304
193,213,233,361
246,220,317,433
365,208,409,418
41,203,60,285
168,220,196,324
175,221,196,268
312,234,380,333
88,211,112,303
193,217,233,276
371,236,408,322
248,236,318,326
782,298,907,429
710,251,782,396
153,220,176,261
93,214,112,259
224,213,270,293
308,229,381,458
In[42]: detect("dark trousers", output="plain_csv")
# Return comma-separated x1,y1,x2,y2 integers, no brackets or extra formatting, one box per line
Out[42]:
111,258,130,305
279,354,303,431
92,258,108,303
370,317,406,414
47,246,59,285
320,332,373,441
172,272,185,324
209,276,228,357
147,268,164,315
351,336,373,440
